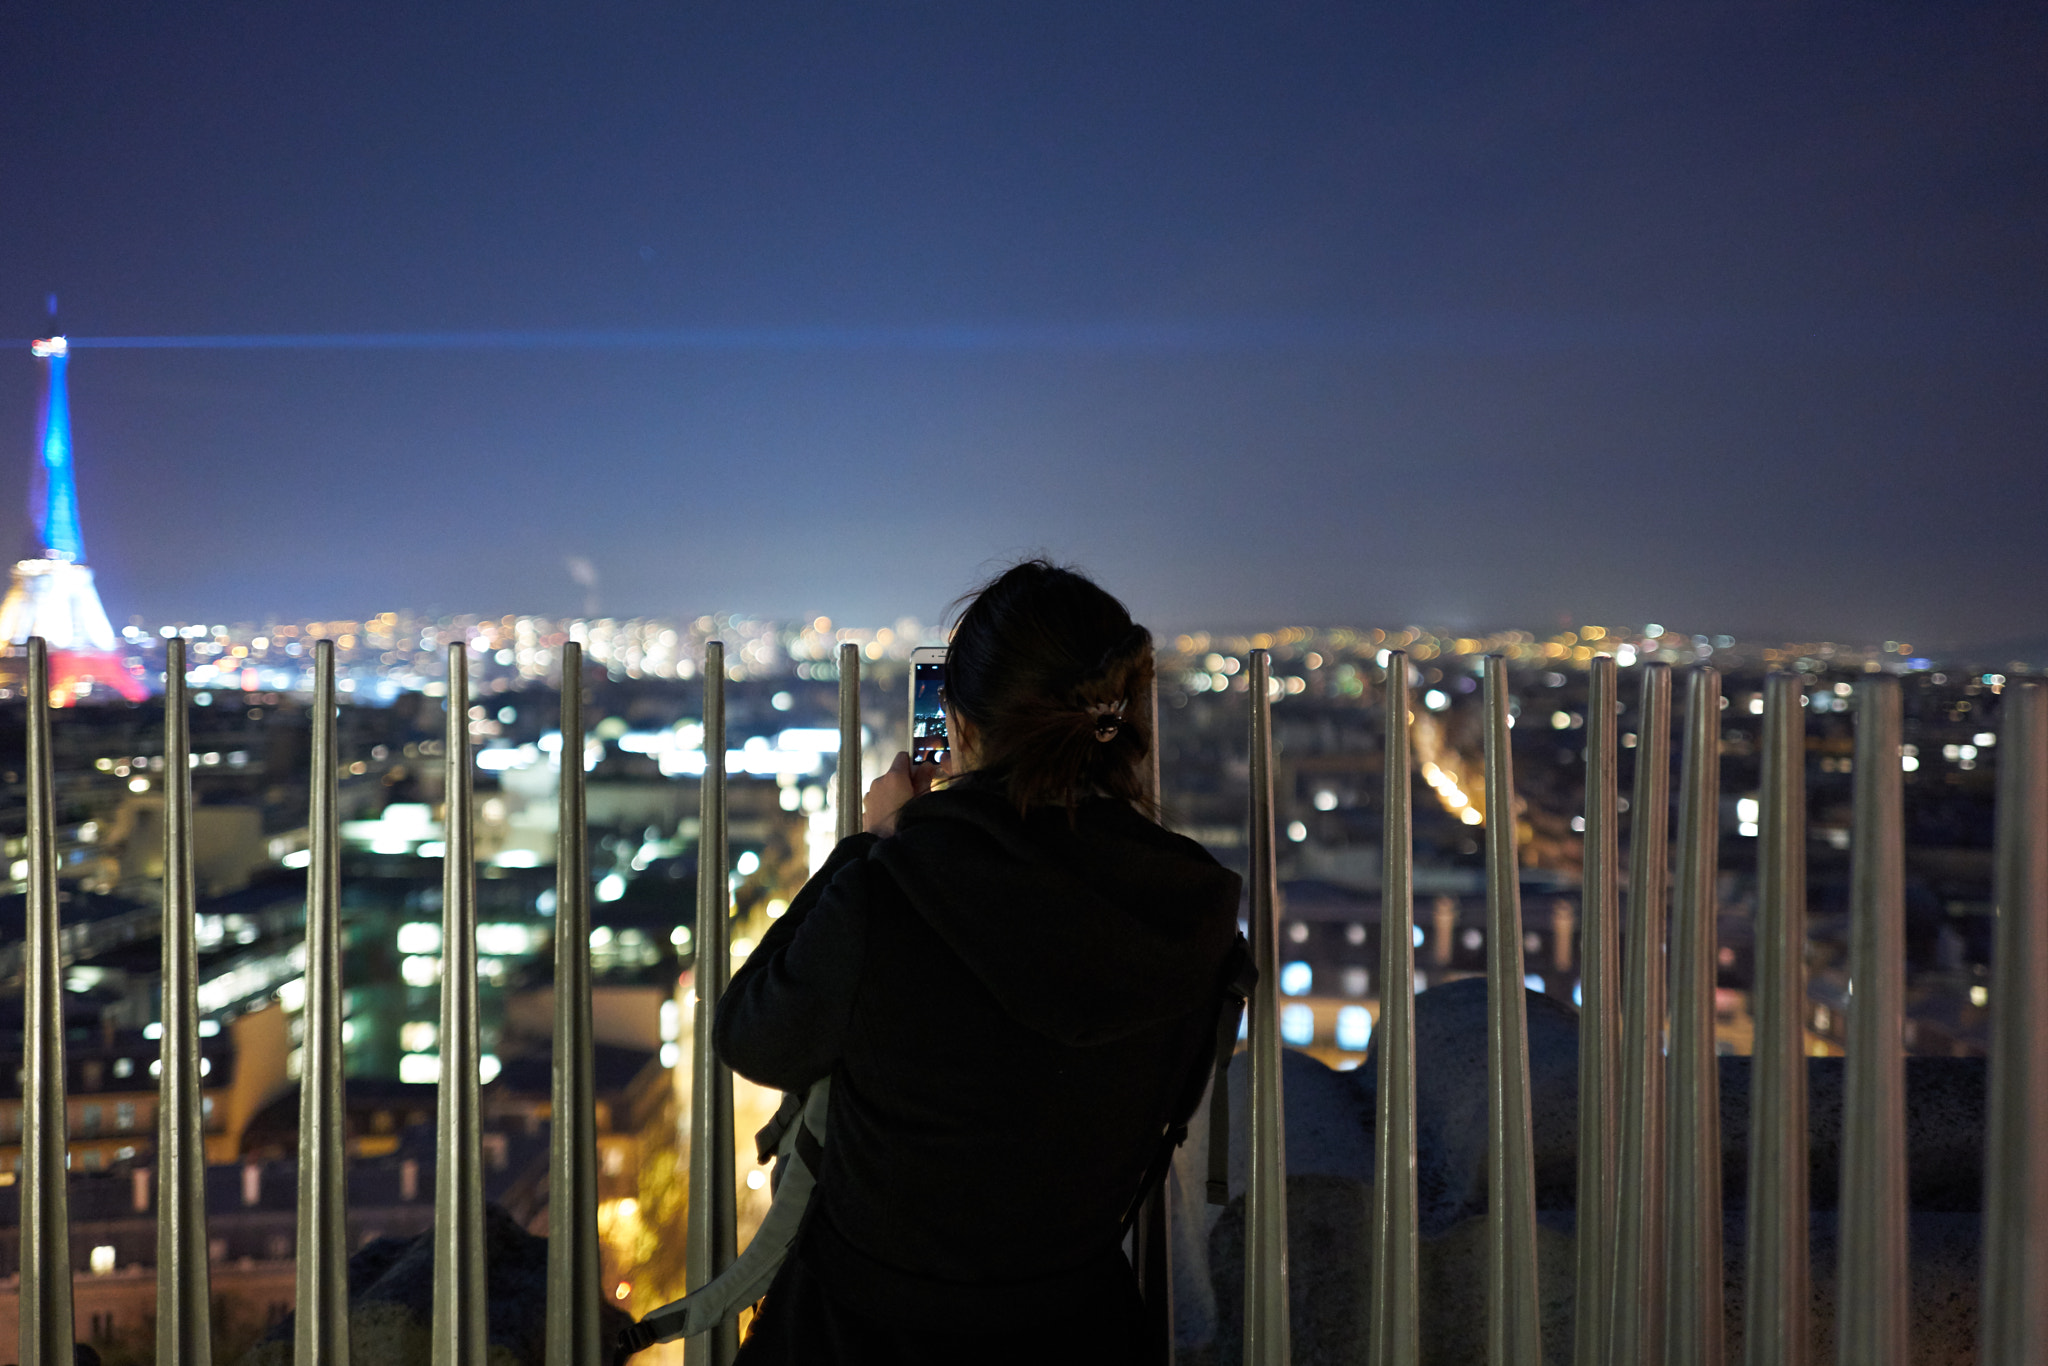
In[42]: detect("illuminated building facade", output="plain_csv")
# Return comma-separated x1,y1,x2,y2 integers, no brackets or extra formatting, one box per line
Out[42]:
0,336,145,702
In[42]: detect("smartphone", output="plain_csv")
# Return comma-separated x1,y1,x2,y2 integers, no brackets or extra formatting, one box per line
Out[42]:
909,646,948,768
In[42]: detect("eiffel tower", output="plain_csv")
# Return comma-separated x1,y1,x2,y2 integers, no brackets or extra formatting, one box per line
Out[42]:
0,331,145,702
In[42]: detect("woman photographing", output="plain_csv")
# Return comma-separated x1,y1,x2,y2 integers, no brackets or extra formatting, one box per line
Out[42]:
715,560,1243,1365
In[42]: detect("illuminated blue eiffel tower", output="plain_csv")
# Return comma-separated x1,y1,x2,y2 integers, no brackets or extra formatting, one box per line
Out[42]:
0,325,143,701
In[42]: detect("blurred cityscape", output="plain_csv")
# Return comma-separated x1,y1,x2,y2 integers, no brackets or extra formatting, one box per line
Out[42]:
0,610,2023,1358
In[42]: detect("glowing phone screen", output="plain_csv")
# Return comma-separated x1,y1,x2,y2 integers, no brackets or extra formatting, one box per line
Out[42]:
911,660,948,767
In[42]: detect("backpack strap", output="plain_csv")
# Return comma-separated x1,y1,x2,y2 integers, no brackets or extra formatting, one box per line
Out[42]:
1207,935,1257,1204
622,1080,832,1359
1119,1118,1192,1236
755,1089,804,1165
1119,932,1259,1233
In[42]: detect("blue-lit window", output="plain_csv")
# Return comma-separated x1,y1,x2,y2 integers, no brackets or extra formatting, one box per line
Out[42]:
1523,973,1545,993
1335,1005,1373,1052
1279,961,1312,997
1280,1004,1315,1046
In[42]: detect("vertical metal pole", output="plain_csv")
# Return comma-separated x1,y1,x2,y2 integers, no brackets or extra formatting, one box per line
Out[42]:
687,642,739,1364
1666,667,1723,1366
157,639,215,1365
1481,656,1542,1366
1244,650,1291,1366
546,643,603,1365
294,640,348,1366
1983,679,2048,1365
1610,662,1672,1363
1131,660,1175,1361
835,642,861,843
19,638,75,1366
432,643,487,1366
1745,673,1810,1366
1572,655,1620,1366
1837,675,1907,1366
1370,652,1419,1366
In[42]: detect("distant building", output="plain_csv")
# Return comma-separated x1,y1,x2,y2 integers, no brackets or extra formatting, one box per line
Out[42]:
0,1004,291,1174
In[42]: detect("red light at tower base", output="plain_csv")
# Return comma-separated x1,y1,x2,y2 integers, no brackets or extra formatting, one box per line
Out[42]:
46,649,148,706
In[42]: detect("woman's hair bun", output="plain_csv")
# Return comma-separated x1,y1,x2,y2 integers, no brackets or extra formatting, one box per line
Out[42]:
1085,622,1154,689
943,559,1155,815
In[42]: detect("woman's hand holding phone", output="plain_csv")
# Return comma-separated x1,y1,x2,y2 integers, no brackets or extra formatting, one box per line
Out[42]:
863,751,943,838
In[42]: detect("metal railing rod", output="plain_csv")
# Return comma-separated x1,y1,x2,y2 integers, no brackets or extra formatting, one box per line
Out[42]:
1666,667,1723,1366
157,639,215,1365
1609,662,1672,1363
546,643,603,1364
1243,649,1291,1366
1836,675,1908,1366
294,640,349,1366
1571,655,1620,1366
1983,679,2048,1365
18,638,75,1366
835,642,861,843
1370,651,1420,1366
1481,656,1542,1366
1744,673,1810,1366
687,642,740,1364
432,644,487,1365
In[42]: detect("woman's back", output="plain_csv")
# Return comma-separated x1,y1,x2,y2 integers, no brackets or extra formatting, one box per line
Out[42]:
823,786,1232,1290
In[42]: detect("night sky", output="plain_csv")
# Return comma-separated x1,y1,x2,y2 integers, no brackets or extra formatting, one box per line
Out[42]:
3,4,2043,647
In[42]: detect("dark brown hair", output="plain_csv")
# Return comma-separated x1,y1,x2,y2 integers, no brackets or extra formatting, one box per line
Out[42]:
943,559,1155,815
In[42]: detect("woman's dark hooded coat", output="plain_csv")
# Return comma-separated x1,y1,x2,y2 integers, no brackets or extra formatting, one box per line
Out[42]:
714,780,1242,1365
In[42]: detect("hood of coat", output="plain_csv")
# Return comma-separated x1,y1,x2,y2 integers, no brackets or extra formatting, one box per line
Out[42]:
871,782,1243,1047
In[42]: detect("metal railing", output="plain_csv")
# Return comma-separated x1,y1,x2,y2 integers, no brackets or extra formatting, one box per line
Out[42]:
684,642,738,1366
1232,652,2048,1366
1570,655,1620,1366
9,642,2048,1364
1369,653,1419,1366
154,640,212,1362
1744,671,1810,1366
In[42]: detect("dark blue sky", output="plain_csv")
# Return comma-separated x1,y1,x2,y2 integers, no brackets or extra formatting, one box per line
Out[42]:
3,3,2043,645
